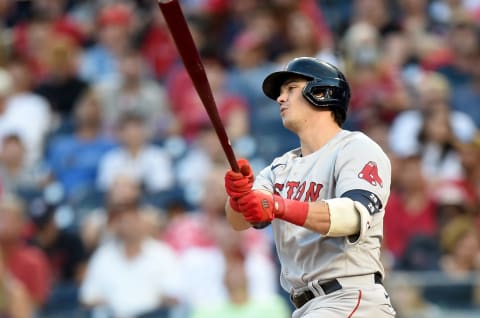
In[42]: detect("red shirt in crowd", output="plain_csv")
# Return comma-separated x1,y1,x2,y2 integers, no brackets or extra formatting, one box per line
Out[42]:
167,67,248,141
4,244,52,305
384,192,438,260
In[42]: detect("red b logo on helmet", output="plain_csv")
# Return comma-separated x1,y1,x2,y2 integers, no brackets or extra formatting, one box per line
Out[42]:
358,161,383,187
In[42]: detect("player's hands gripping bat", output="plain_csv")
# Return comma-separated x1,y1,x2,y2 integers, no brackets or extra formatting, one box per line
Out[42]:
225,159,254,199
225,159,254,211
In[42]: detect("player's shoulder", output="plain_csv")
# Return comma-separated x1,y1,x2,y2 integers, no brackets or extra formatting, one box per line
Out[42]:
340,130,386,153
338,131,391,165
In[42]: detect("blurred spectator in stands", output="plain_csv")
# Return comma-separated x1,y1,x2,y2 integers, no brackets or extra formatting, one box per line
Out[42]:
440,216,480,276
79,211,106,259
46,89,115,201
34,35,88,134
351,0,399,36
0,67,12,110
176,125,229,206
0,249,33,318
226,29,295,160
0,193,51,309
276,11,337,67
417,99,465,185
167,50,249,141
384,154,438,262
10,0,84,81
271,0,332,56
432,181,475,229
429,0,477,27
389,71,477,159
0,0,16,28
95,48,177,138
342,22,411,129
457,133,480,208
79,3,134,83
168,168,275,309
388,272,442,318
27,197,87,316
96,110,175,194
434,11,478,88
423,216,480,309
29,0,83,43
0,132,48,194
204,54,249,141
162,168,230,255
451,51,480,127
2,58,52,165
141,206,166,239
80,174,182,318
10,8,51,80
384,27,415,71
79,175,144,259
191,248,290,318
234,6,283,61
395,234,441,272
395,0,453,74
138,1,179,81
28,198,87,286
227,28,275,108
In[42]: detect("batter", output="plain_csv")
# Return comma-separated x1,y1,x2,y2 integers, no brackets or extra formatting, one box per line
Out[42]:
224,57,396,317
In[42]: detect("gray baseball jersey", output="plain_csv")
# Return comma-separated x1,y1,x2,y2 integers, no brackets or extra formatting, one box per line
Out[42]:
253,129,391,293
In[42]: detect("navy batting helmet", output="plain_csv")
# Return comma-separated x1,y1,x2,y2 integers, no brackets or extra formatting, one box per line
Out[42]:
262,57,350,117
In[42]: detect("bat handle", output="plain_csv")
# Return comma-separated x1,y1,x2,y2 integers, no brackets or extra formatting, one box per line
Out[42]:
226,148,239,172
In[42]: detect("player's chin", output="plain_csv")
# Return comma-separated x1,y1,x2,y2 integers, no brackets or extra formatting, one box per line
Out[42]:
281,117,298,132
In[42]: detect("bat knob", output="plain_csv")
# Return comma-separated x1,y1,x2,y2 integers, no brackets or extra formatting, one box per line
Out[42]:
252,222,271,229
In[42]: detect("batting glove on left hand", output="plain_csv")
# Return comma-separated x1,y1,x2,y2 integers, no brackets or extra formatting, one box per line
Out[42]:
224,158,254,200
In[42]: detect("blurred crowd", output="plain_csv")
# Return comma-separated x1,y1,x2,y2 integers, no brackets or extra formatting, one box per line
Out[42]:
0,0,479,317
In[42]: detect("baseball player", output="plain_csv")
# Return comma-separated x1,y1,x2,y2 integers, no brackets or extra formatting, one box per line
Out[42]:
224,57,396,317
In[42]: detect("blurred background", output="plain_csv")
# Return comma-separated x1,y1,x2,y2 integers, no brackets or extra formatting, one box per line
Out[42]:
0,0,479,317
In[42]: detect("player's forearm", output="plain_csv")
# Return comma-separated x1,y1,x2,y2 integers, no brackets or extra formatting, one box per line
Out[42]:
303,201,331,234
225,200,252,231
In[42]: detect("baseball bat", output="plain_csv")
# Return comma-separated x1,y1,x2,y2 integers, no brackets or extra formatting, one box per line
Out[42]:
156,0,239,172
157,0,270,229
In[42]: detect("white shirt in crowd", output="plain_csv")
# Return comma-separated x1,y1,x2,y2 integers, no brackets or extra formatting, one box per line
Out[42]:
96,145,174,193
389,109,476,182
389,109,477,157
80,238,182,317
0,93,51,164
178,246,277,307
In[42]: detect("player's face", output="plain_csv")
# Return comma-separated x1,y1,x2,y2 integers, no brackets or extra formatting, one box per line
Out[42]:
277,78,313,131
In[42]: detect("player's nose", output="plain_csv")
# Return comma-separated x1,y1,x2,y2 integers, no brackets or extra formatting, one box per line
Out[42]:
277,91,287,104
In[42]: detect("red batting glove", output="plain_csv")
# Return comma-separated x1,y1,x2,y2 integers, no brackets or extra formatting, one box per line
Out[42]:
225,159,254,201
237,191,275,223
237,191,309,226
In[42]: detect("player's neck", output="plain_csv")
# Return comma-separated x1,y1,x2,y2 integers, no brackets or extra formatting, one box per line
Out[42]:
299,122,342,156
